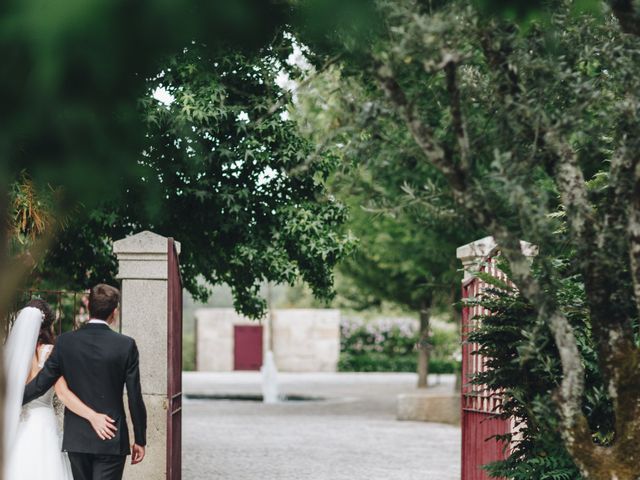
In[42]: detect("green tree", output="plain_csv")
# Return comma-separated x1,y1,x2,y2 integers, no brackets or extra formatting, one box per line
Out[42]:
24,42,354,318
0,1,295,315
341,207,459,386
292,59,479,388
329,167,471,387
294,0,640,477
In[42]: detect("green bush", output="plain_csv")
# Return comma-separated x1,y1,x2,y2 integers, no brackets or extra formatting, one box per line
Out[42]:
338,316,459,374
339,351,418,372
429,358,459,374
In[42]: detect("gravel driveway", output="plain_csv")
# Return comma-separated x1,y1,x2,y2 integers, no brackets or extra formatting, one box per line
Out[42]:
183,372,460,480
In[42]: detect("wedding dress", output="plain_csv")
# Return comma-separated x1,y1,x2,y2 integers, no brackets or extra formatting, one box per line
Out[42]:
3,308,73,480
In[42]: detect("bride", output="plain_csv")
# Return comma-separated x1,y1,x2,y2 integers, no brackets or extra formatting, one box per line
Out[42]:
4,299,117,479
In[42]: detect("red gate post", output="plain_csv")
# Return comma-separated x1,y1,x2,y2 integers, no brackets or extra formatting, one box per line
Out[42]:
167,238,183,480
457,236,537,480
114,231,183,480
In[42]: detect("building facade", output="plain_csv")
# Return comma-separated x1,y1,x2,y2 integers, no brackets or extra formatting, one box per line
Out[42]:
196,308,340,372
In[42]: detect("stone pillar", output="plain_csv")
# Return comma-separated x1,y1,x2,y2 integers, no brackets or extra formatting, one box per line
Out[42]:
113,231,181,480
456,235,537,279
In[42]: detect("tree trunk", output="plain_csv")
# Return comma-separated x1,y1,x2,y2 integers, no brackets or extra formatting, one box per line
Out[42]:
417,301,431,389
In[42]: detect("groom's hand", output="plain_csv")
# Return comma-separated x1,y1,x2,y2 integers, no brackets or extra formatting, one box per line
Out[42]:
131,443,145,465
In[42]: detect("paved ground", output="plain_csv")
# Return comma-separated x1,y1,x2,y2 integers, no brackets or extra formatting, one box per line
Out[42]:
183,372,460,480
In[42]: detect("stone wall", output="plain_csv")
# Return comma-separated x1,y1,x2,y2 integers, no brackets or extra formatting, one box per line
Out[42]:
196,308,340,372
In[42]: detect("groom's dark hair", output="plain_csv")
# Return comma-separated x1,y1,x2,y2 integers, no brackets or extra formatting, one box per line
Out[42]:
89,284,120,320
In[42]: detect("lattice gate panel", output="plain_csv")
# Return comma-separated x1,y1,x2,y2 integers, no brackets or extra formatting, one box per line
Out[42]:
461,257,511,480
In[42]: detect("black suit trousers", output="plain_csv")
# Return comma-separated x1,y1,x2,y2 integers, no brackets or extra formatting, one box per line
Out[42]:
68,453,126,480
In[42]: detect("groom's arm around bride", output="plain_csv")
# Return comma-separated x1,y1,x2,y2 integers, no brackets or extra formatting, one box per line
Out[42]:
23,284,147,480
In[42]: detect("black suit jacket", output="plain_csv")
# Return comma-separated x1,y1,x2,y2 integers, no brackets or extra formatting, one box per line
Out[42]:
23,323,147,456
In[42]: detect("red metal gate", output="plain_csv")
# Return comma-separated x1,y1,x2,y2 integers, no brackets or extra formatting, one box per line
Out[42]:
461,256,511,480
233,325,263,371
167,238,182,480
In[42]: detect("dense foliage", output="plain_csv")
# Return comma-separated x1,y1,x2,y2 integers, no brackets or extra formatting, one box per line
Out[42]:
1,1,290,199
1,2,293,300
295,0,640,475
295,65,476,313
293,38,480,387
22,42,354,318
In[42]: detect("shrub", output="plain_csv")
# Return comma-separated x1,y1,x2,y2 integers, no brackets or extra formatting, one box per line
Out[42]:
338,316,459,374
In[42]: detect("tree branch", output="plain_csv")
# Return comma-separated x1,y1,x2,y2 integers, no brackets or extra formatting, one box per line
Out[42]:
376,64,468,193
376,62,591,453
444,57,471,173
478,23,520,100
544,131,597,247
478,23,550,175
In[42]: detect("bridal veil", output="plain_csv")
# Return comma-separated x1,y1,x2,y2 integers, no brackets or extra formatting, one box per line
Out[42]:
3,307,43,462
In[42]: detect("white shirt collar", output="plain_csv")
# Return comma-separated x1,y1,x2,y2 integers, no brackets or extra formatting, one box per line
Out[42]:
88,319,109,326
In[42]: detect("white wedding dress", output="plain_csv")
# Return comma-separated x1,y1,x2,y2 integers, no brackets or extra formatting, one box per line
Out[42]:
4,309,73,480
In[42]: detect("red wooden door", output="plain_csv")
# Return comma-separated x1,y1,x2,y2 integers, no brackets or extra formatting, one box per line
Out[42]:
461,256,511,480
167,238,182,480
234,325,263,370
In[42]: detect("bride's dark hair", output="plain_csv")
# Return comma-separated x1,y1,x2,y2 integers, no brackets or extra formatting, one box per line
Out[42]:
26,299,56,345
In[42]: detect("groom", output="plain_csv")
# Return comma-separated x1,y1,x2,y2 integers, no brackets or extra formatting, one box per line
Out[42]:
23,284,147,480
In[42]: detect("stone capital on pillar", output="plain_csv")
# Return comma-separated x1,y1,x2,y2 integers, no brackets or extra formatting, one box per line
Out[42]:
456,235,537,280
113,230,181,280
